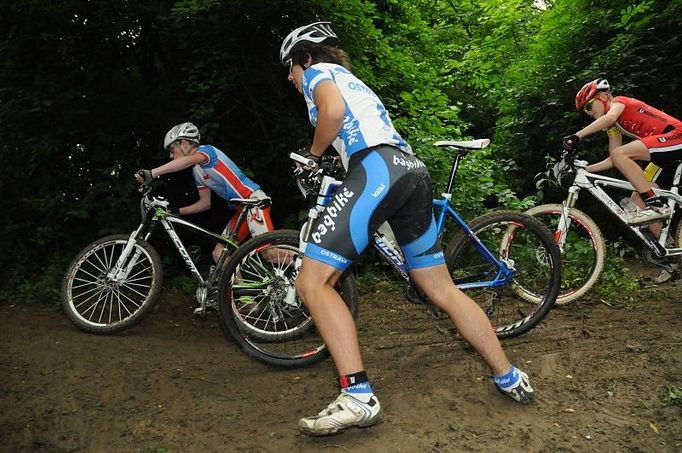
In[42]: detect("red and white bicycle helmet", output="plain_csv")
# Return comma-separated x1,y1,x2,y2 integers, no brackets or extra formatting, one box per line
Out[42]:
164,122,200,150
575,78,611,111
279,21,337,65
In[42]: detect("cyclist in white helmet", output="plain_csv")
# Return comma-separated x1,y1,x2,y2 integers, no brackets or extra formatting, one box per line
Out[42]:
280,22,534,437
135,122,274,262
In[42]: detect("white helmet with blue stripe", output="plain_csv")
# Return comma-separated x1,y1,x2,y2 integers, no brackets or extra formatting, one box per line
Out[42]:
279,21,337,65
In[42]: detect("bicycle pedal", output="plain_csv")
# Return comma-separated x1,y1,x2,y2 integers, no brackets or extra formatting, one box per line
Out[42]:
192,306,211,317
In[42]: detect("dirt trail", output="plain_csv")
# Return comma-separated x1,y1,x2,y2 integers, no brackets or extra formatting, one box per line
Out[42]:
1,275,681,452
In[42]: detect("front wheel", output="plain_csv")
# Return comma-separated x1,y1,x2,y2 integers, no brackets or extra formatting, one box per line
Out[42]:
445,211,561,339
217,229,359,367
525,204,605,304
61,234,163,334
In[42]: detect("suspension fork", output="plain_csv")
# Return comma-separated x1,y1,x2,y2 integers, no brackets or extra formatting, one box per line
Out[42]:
108,211,158,282
108,223,148,281
555,187,581,250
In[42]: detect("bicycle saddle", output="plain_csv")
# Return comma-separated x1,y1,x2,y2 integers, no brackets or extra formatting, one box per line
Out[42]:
434,139,491,150
230,197,272,208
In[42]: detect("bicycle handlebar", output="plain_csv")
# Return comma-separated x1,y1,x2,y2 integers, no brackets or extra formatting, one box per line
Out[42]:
289,152,318,169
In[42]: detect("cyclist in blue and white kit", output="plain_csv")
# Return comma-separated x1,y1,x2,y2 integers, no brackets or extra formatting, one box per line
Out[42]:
281,22,535,437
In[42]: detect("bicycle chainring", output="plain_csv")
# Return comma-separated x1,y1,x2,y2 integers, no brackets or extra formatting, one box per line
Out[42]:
642,248,676,273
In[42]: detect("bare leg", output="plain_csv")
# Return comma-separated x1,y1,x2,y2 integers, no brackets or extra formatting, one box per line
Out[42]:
295,257,363,375
212,243,223,263
610,141,652,193
409,264,511,375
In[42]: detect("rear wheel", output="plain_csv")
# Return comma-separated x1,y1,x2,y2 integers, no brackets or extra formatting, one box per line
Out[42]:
525,204,605,304
61,234,163,333
217,230,359,367
445,211,561,338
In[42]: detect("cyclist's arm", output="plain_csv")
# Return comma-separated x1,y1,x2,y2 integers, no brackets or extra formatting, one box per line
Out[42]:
309,80,345,156
576,101,625,139
152,154,206,178
179,187,211,215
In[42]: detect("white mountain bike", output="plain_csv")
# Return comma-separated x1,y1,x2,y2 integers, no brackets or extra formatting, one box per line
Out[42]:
526,150,682,304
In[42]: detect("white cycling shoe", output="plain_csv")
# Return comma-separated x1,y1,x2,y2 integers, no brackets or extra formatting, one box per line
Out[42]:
299,392,383,436
628,205,672,225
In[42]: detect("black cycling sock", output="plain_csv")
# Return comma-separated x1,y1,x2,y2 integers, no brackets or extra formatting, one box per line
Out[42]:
640,190,664,207
339,370,369,388
640,189,656,201
339,371,374,403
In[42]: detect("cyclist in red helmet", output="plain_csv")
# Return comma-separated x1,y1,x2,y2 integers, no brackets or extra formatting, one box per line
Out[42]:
563,78,682,226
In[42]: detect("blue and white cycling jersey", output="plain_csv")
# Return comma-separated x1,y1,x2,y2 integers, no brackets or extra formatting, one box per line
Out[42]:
302,63,412,167
192,145,260,201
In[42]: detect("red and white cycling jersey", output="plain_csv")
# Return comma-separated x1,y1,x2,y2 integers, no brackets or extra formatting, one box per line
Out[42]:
612,96,682,153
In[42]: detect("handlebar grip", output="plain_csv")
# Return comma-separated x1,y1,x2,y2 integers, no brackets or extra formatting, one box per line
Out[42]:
289,152,318,168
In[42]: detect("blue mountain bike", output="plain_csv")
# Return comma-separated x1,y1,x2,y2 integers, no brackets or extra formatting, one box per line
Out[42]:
216,140,561,367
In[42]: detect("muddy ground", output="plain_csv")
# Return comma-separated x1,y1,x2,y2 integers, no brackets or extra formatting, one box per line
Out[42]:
1,266,681,453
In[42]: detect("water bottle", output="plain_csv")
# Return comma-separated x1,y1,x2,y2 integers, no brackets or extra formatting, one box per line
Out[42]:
619,197,638,215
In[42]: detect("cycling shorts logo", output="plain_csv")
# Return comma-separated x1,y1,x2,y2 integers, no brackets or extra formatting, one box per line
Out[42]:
311,187,355,243
663,132,682,141
319,249,349,265
372,183,386,198
393,154,425,170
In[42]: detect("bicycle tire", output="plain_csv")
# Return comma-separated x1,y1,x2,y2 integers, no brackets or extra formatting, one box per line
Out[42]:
61,234,163,334
444,210,561,338
525,204,606,304
217,229,359,367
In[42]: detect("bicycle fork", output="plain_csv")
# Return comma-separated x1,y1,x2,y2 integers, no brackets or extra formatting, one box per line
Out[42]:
108,225,147,282
554,188,581,252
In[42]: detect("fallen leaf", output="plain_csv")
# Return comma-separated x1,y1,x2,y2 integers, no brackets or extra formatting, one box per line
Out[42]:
649,422,659,433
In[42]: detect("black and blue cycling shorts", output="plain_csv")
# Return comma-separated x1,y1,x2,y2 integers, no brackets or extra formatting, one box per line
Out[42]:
304,145,445,271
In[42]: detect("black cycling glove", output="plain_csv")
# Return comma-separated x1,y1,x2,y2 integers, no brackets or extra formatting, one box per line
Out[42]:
136,169,154,185
295,146,321,167
561,134,580,151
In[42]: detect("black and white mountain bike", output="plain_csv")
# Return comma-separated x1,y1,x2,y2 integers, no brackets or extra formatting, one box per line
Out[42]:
526,150,682,304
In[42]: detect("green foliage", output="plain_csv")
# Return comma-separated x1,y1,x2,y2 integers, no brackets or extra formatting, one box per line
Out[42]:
591,241,638,300
663,385,682,407
2,0,679,304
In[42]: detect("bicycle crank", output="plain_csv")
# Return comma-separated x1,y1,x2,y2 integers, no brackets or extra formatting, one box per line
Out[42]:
642,248,678,275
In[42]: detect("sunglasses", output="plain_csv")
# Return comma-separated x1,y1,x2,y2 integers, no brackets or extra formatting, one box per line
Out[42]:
583,98,597,113
284,58,293,74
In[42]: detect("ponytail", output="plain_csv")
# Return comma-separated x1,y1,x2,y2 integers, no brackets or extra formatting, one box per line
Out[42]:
289,43,351,70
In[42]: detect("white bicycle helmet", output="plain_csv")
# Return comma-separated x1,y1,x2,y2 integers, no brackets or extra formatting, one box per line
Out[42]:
279,21,337,65
164,122,200,150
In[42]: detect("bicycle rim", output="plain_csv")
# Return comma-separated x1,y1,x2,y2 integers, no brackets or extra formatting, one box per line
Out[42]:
218,230,358,367
446,211,561,338
63,235,161,333
525,204,605,304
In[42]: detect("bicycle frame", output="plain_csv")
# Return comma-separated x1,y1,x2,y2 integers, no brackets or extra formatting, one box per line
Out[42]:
560,162,682,258
291,147,516,291
108,188,239,289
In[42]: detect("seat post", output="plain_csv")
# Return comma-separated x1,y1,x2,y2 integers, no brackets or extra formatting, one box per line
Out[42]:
444,151,463,195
